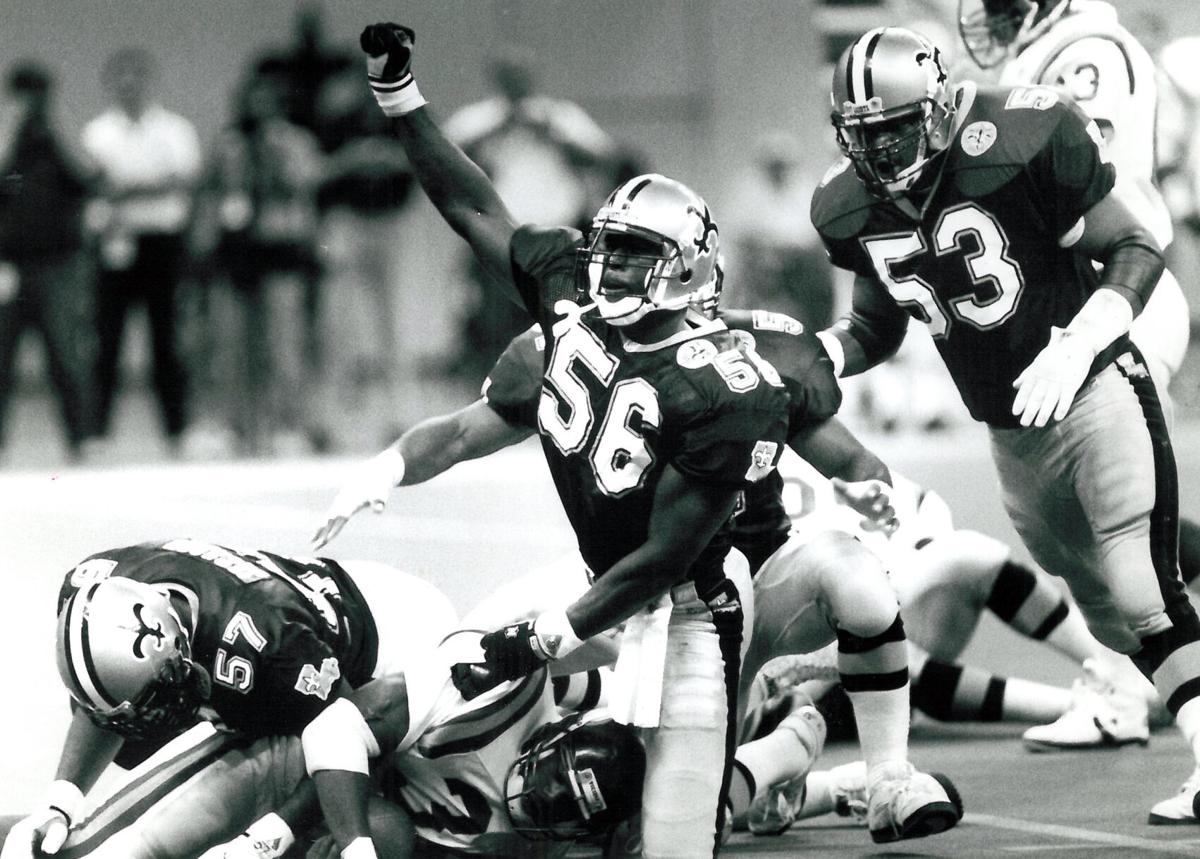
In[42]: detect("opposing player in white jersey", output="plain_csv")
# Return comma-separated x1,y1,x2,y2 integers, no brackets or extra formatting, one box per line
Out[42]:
959,0,1190,405
769,453,1162,738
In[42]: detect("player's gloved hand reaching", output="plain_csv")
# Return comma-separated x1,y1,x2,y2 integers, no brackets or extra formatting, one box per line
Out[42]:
311,448,407,550
451,613,583,700
0,780,82,859
1011,326,1096,427
361,23,427,117
831,477,899,536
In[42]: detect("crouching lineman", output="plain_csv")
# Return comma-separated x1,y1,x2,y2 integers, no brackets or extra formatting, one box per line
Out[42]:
313,307,962,845
0,540,456,859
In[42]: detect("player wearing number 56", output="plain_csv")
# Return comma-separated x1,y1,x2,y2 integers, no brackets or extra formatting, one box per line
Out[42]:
0,540,455,859
812,27,1200,825
355,20,789,858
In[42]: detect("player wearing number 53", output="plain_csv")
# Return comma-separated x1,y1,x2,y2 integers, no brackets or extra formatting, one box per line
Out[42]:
812,27,1200,822
354,21,789,858
0,540,456,859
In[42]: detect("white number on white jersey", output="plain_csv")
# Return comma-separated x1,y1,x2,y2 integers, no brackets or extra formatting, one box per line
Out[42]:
863,203,1025,338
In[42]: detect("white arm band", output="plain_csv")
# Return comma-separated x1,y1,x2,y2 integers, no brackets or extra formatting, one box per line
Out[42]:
817,330,847,377
44,779,85,825
341,837,379,859
243,812,295,858
1064,288,1135,355
373,445,407,487
302,698,381,777
534,608,585,660
368,73,427,118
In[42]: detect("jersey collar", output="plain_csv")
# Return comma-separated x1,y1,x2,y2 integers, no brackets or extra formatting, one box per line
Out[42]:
621,316,727,352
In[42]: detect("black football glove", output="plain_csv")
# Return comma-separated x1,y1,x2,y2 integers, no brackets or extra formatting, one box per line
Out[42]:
360,23,426,116
449,622,552,700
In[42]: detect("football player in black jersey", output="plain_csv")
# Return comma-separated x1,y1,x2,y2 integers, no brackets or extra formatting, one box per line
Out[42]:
312,295,965,845
1,542,455,859
337,21,793,859
811,26,1200,822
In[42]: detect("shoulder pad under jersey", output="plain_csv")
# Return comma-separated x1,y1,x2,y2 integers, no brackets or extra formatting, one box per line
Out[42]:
943,84,1071,197
810,157,878,241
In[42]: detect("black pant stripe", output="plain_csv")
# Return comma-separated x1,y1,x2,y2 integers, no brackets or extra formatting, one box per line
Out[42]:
706,577,744,858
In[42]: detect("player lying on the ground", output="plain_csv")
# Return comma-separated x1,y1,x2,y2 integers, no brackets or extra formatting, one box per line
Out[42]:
359,21,793,858
773,452,1170,750
0,541,455,859
221,633,838,858
314,310,961,844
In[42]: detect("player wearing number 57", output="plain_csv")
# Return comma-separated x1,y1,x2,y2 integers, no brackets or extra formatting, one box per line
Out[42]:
812,27,1200,823
0,540,456,859
347,21,790,859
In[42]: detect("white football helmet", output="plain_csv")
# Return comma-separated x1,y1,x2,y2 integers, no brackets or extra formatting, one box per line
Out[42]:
581,174,719,326
958,0,1073,69
56,577,209,737
830,28,956,199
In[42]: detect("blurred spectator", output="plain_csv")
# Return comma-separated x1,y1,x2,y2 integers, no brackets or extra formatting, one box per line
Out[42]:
203,71,323,457
0,62,95,461
252,1,353,151
82,47,202,453
442,48,622,383
309,66,419,451
724,131,834,330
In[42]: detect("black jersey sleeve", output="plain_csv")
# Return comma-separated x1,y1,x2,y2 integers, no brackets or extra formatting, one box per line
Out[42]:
1032,99,1117,237
781,334,842,431
509,225,587,321
482,326,544,428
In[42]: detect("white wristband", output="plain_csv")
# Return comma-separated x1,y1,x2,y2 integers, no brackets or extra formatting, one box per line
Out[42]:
302,698,381,777
817,330,846,377
368,73,428,117
1065,288,1134,356
342,837,378,859
374,446,407,487
534,608,585,660
243,812,295,858
44,779,85,825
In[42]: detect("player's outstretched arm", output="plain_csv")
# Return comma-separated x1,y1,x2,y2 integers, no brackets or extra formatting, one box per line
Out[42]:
302,676,414,859
1,711,123,858
361,22,521,301
791,417,898,534
818,274,909,378
312,400,533,549
450,467,741,699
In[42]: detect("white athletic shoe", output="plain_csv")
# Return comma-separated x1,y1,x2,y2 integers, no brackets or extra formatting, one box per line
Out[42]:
747,705,828,835
866,761,960,844
1148,767,1200,825
1022,659,1150,751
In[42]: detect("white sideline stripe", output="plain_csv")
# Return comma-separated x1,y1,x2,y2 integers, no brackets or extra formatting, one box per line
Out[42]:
967,812,1200,855
11,496,574,548
0,447,550,495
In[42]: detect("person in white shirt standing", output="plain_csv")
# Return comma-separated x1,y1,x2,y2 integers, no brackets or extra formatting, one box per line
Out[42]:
81,48,202,453
958,0,1200,823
